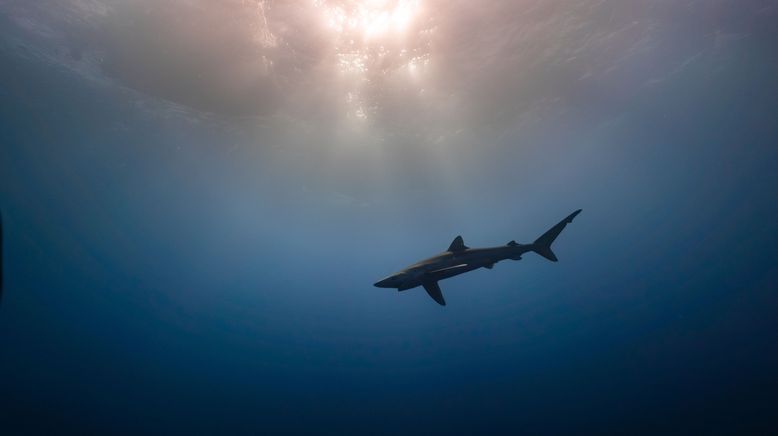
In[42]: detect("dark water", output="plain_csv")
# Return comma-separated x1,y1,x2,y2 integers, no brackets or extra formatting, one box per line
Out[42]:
1,1,777,434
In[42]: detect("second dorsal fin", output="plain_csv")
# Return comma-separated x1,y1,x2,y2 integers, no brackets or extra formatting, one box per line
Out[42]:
447,236,469,252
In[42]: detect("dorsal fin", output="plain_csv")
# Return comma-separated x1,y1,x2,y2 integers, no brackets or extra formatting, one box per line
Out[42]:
447,236,469,252
507,240,518,246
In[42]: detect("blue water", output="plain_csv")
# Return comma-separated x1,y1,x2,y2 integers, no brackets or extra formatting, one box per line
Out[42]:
1,2,777,434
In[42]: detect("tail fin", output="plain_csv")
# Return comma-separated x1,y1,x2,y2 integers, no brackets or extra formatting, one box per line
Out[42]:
531,209,581,262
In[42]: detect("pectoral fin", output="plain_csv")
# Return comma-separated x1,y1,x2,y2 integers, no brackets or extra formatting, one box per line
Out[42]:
422,281,446,306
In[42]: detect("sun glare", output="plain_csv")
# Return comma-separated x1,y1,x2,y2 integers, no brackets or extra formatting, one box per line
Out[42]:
315,0,420,39
307,0,430,122
242,0,432,123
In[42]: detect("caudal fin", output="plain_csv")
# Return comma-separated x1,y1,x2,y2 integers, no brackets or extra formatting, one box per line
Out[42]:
531,209,581,262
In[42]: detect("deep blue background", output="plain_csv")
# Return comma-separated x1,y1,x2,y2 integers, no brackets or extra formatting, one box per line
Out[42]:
1,2,777,434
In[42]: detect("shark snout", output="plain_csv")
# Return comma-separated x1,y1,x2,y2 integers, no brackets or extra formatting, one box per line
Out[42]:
374,278,394,288
374,274,403,288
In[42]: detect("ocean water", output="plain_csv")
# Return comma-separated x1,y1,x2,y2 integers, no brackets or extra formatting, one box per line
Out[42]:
0,1,776,434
